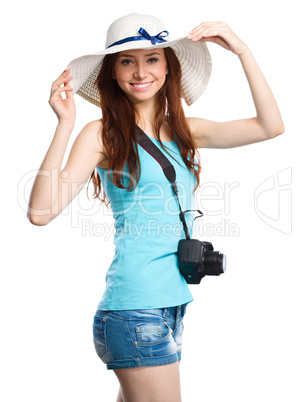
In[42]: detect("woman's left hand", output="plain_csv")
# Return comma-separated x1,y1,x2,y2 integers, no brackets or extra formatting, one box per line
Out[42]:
188,21,249,56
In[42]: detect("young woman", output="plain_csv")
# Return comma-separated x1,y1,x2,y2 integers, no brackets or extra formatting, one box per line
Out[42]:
27,13,284,402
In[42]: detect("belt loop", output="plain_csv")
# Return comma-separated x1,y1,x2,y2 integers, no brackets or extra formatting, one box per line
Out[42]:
163,307,168,319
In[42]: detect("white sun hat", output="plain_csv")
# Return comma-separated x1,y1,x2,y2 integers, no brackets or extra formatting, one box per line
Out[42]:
65,13,212,107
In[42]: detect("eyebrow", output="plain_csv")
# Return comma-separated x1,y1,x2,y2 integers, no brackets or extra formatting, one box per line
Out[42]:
118,52,161,58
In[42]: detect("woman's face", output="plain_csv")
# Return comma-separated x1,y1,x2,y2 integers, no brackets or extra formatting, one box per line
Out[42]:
113,48,168,104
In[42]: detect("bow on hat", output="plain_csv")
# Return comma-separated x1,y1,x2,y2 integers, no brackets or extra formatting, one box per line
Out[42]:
107,27,169,49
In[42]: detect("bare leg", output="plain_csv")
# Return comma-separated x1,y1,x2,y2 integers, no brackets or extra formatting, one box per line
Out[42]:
116,387,124,402
114,361,181,402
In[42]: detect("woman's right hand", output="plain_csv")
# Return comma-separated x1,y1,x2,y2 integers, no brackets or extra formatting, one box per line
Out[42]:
49,69,76,124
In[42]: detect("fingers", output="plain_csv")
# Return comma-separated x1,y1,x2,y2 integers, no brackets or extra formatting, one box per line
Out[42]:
188,21,228,41
65,77,74,100
56,69,71,83
50,83,73,99
50,69,73,97
56,85,73,94
189,21,226,33
52,69,72,88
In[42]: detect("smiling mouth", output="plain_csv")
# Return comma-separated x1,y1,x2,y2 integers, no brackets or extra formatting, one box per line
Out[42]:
130,81,154,89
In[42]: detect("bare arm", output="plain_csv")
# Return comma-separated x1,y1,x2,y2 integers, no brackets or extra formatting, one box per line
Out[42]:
27,120,105,226
27,68,106,225
187,22,285,148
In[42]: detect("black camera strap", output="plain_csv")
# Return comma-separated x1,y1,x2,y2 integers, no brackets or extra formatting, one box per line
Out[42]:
136,125,203,240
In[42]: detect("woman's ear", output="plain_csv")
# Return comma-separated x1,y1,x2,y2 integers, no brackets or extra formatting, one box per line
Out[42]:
112,72,117,79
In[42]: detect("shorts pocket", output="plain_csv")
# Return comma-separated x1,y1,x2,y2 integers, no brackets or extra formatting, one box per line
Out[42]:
135,322,171,346
93,315,107,359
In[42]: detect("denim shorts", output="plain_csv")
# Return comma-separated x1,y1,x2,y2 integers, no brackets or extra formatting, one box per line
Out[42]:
92,303,188,370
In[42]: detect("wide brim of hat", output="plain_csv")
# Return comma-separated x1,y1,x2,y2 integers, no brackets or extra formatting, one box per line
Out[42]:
66,35,212,107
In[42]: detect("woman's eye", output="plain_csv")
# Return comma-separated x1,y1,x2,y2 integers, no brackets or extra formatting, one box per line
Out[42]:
148,58,159,63
121,59,133,65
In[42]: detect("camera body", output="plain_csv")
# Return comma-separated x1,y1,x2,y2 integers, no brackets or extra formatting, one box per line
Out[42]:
177,239,226,284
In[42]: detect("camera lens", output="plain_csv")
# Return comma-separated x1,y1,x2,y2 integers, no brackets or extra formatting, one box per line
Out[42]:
203,251,226,276
221,254,227,273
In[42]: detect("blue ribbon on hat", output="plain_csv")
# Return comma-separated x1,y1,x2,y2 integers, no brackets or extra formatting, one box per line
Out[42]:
107,27,169,49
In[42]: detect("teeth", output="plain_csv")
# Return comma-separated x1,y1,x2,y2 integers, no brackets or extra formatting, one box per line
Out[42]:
132,82,152,88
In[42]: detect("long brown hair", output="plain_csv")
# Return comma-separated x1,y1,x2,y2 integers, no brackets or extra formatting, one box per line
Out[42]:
87,47,201,207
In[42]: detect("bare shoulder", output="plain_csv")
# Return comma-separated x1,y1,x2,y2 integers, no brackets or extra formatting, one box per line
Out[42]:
82,119,104,151
186,116,212,134
81,119,110,168
72,119,107,169
186,117,204,134
186,116,212,147
80,118,107,155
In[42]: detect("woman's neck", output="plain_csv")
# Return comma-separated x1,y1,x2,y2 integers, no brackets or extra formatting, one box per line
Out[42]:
134,98,157,132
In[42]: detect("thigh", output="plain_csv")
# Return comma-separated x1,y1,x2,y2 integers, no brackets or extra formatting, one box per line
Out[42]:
114,361,181,402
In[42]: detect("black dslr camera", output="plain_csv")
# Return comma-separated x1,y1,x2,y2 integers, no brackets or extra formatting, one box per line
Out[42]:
169,184,226,285
177,238,226,284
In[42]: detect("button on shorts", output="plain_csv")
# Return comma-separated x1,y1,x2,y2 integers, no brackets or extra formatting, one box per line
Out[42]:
92,303,188,370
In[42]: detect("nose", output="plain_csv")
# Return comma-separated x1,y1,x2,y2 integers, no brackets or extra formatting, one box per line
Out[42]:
133,62,147,80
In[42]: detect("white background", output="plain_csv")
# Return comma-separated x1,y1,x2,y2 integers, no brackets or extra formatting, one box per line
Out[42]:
2,0,307,401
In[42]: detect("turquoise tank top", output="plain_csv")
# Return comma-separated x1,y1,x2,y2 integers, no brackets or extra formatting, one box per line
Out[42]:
96,133,197,310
